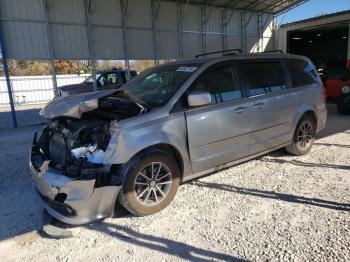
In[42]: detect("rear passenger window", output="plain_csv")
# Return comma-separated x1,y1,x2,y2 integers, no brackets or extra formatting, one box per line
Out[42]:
242,62,287,96
191,65,242,104
286,59,319,87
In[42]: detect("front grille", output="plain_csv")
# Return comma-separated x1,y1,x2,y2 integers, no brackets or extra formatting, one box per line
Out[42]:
49,133,67,168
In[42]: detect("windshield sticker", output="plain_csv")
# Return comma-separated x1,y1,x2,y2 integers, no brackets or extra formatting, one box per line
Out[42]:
176,66,197,73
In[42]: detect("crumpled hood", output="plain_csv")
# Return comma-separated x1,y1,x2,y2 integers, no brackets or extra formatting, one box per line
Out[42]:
41,89,118,119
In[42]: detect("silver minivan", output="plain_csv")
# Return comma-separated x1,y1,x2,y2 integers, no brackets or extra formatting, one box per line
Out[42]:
30,53,327,225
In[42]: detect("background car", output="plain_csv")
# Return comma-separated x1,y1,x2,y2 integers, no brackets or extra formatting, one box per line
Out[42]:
337,85,350,114
320,61,350,102
58,68,137,97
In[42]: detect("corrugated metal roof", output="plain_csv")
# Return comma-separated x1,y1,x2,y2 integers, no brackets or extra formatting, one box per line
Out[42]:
169,0,309,15
0,0,295,60
281,9,350,27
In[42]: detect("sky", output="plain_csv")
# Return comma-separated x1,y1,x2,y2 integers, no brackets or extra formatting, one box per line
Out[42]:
276,0,350,25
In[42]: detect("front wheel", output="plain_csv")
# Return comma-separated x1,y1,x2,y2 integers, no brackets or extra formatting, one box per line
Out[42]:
285,115,316,156
118,149,180,216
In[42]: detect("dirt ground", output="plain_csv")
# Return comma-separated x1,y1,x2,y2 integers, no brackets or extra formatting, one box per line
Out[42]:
0,104,349,262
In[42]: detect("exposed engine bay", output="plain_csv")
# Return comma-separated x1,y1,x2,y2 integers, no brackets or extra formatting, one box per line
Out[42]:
31,90,147,185
34,118,109,171
29,89,151,224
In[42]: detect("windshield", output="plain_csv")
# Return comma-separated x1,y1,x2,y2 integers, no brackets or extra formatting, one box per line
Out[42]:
120,64,199,108
84,73,101,83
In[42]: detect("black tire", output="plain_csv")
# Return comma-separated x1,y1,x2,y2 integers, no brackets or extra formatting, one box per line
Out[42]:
285,115,316,156
118,149,180,216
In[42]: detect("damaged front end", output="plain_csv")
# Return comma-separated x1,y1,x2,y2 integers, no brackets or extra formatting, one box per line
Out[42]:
29,90,145,225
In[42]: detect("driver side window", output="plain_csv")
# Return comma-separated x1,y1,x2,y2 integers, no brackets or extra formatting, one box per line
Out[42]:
190,65,242,104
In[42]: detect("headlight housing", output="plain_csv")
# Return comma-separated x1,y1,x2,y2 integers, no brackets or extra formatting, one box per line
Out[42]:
71,144,105,164
342,85,350,94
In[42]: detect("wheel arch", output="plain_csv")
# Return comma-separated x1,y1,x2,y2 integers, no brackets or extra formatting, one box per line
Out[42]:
127,143,185,181
301,110,318,129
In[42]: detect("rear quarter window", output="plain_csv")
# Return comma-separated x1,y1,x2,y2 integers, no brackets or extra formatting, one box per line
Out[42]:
286,59,319,87
241,61,287,96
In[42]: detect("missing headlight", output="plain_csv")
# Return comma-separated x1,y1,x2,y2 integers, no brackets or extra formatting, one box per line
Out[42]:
71,144,105,164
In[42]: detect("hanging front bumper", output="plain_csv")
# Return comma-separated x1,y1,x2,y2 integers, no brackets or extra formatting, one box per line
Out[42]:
29,152,121,225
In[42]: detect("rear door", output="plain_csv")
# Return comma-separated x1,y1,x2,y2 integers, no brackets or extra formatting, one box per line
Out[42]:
185,62,251,173
241,59,297,153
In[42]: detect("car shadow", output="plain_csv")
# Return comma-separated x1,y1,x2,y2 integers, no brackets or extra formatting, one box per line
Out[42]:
85,221,246,262
316,104,350,139
314,142,350,149
192,181,350,212
263,157,350,171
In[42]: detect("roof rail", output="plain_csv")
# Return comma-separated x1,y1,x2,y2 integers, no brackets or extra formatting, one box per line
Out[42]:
195,49,242,58
262,50,284,54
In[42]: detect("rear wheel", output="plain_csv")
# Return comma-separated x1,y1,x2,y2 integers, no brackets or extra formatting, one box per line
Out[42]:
118,149,180,216
285,115,316,155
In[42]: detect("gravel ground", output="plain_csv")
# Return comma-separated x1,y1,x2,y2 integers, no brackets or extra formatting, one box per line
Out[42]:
0,104,349,262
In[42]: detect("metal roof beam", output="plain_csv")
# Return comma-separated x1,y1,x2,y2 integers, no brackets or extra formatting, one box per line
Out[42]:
223,0,242,9
256,0,281,13
242,0,266,11
274,0,309,15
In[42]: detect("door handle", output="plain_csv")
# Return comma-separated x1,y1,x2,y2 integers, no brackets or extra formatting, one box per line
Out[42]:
233,106,248,113
253,102,265,108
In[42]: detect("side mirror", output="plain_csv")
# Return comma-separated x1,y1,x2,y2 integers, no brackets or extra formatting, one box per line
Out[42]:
187,91,211,107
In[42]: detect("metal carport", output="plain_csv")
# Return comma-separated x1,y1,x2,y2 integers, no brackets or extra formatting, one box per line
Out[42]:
0,0,308,127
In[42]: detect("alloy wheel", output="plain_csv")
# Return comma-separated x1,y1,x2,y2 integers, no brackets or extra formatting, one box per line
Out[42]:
134,162,172,206
297,122,313,148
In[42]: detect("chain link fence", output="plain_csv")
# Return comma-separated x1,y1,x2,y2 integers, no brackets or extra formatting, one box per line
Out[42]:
0,74,89,106
0,74,89,129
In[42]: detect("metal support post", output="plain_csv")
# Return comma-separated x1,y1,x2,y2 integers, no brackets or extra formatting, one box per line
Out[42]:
222,9,227,50
240,11,246,52
241,12,254,53
151,0,161,66
120,0,130,80
176,0,183,60
83,0,97,91
272,16,277,50
201,5,207,54
0,24,17,127
222,9,234,50
257,14,262,52
42,0,58,98
201,4,213,54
